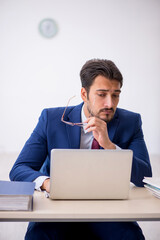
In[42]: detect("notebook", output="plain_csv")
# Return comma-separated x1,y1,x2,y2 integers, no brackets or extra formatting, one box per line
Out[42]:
49,149,133,200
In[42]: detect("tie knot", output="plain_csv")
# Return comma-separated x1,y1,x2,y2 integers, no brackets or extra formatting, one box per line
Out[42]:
91,138,100,149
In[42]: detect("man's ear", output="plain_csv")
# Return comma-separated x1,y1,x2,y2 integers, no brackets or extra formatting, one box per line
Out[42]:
81,87,87,102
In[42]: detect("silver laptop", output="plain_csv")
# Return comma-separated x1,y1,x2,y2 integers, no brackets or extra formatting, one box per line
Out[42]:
49,149,133,200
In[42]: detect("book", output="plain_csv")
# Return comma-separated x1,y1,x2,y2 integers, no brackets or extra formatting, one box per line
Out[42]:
143,177,160,199
144,184,160,199
0,180,35,211
143,177,160,189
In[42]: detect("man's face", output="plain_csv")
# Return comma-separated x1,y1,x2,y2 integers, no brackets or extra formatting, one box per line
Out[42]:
81,75,121,123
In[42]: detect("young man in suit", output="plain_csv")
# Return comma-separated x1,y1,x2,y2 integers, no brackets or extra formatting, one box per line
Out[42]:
10,59,152,240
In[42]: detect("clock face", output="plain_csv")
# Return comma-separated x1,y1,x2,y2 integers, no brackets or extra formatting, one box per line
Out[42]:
39,19,58,38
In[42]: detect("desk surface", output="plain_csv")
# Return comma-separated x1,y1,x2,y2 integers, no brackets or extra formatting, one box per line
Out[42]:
0,186,160,222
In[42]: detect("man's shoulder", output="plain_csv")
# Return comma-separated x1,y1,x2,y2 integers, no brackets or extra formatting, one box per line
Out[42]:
114,108,142,138
116,108,140,119
115,108,142,126
40,103,83,119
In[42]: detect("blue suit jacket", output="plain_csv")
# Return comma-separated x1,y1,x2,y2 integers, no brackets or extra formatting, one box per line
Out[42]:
10,103,152,187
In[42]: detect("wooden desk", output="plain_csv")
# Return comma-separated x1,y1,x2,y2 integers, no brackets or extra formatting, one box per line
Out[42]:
0,186,160,222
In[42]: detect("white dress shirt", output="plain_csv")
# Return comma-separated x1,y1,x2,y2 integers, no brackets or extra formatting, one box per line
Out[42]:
80,105,94,149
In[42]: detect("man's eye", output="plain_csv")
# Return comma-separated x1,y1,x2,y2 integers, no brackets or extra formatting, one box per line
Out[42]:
98,94,106,97
113,94,119,98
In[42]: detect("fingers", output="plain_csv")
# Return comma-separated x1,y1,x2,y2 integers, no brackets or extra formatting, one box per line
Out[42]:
41,178,50,193
84,117,116,150
84,117,106,132
84,117,108,147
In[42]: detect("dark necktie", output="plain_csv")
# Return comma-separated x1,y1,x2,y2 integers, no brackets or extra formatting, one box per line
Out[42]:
91,138,100,149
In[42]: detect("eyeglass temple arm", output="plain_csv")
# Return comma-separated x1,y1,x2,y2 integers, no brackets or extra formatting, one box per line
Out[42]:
61,95,76,122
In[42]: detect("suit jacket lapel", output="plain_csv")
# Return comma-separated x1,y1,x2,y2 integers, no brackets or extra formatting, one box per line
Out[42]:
65,103,83,149
107,109,119,142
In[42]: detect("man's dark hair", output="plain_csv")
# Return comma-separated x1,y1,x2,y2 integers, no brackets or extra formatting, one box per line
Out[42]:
80,59,123,94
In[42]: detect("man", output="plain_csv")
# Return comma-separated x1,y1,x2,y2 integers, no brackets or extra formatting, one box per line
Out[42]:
10,59,152,240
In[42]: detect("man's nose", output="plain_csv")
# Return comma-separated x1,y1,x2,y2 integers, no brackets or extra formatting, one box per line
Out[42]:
104,95,113,108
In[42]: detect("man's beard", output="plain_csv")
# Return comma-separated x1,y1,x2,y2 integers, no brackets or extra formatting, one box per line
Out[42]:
87,103,115,123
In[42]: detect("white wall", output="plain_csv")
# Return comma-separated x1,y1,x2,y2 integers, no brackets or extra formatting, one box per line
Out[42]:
0,0,160,154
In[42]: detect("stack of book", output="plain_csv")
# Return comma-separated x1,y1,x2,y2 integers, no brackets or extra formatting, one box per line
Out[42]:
0,180,35,211
143,177,160,199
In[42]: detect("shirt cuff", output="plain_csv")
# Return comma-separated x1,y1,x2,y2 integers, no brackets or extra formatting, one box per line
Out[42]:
115,145,121,150
34,176,50,191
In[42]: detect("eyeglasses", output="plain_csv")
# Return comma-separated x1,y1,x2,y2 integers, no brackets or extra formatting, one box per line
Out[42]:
61,96,86,127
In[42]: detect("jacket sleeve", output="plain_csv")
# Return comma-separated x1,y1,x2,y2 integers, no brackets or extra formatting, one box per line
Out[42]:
128,115,152,187
9,109,49,182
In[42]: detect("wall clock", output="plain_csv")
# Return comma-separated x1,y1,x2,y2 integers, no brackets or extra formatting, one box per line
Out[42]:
39,18,58,38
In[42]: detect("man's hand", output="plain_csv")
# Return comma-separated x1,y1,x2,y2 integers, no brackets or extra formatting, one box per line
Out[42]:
85,117,116,149
41,178,50,193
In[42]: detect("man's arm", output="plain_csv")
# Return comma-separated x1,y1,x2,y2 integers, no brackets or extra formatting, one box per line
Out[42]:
127,115,152,187
9,109,49,182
